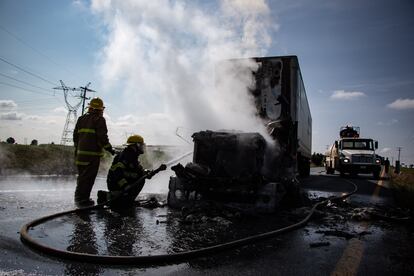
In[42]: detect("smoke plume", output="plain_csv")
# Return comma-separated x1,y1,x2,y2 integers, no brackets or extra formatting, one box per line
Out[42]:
91,0,274,144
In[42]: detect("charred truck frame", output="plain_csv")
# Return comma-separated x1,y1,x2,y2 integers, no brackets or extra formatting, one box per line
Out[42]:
168,56,312,212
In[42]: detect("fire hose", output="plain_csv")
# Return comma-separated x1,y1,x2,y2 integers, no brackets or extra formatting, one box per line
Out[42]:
20,176,359,265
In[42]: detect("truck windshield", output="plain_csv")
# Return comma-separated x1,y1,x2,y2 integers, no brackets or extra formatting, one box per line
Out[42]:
342,139,373,150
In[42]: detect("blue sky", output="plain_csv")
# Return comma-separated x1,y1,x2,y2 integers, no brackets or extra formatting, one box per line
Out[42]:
0,0,413,165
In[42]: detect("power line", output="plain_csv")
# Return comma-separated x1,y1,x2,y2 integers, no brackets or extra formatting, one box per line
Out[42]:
15,99,62,106
5,97,58,104
0,25,81,79
0,81,55,96
0,72,52,92
13,106,65,112
0,56,58,86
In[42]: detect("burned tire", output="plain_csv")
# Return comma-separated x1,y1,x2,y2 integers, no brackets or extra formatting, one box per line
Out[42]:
167,177,186,209
298,156,310,178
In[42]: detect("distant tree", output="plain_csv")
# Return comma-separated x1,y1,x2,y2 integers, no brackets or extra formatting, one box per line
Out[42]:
311,152,324,166
6,137,15,144
30,139,38,146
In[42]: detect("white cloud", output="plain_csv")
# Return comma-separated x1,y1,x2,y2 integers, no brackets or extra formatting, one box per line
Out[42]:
0,112,24,120
387,98,414,110
377,119,398,126
0,113,66,144
52,106,67,114
0,100,17,109
46,120,57,125
72,0,88,10
380,147,392,153
25,115,41,121
330,90,366,100
117,114,138,121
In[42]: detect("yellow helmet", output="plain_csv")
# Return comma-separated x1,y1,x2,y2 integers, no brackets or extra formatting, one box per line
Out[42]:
88,97,105,110
127,134,144,144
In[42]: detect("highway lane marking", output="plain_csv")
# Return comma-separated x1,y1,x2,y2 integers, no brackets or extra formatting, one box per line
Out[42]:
331,167,386,276
331,238,364,276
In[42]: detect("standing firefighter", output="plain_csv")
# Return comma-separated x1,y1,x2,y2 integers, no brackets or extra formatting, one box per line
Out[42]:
73,97,114,207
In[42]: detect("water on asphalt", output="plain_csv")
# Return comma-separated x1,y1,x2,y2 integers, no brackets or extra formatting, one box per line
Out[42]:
1,170,413,275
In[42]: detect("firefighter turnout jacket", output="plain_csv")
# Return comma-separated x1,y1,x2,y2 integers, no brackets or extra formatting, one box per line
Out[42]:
107,146,146,200
73,111,112,166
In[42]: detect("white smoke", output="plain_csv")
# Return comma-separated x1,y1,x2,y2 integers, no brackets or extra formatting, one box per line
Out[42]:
91,0,274,144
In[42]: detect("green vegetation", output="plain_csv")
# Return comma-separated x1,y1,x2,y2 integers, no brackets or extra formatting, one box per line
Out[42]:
0,143,77,175
390,167,414,210
0,143,173,176
311,152,324,167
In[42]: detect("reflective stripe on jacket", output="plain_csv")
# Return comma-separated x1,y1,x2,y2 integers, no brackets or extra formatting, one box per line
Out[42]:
107,146,144,191
73,111,111,165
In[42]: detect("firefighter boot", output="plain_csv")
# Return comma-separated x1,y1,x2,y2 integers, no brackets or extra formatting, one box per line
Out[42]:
97,190,109,205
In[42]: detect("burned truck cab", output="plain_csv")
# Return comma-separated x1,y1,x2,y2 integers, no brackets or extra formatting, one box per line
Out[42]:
168,56,311,212
168,131,285,212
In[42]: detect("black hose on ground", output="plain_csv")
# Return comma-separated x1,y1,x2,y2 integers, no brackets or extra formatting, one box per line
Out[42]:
20,179,358,265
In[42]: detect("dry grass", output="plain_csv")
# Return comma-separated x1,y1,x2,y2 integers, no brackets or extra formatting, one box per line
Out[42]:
390,167,414,210
0,143,171,176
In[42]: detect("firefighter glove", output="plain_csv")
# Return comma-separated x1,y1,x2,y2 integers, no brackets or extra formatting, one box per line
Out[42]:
108,147,116,156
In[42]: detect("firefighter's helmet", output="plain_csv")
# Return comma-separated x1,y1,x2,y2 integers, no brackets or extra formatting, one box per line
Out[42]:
88,97,105,110
127,134,144,145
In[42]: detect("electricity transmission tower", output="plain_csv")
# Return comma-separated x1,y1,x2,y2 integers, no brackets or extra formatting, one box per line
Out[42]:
53,80,95,145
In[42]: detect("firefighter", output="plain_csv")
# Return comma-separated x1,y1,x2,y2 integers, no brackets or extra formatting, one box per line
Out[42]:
73,97,114,207
98,134,148,208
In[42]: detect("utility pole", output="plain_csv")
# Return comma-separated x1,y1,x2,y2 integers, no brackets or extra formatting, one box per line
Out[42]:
79,82,96,115
397,147,402,162
395,147,402,173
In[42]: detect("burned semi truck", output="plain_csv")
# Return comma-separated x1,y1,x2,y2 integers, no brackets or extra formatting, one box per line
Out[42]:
168,56,312,211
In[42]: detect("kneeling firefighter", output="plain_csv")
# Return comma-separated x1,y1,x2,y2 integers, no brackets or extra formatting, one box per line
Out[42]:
97,134,166,208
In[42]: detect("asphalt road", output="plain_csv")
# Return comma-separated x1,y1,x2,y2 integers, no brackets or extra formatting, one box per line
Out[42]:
0,168,413,275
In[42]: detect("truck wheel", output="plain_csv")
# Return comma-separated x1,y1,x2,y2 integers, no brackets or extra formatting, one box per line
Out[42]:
304,159,310,177
340,170,345,177
373,171,380,180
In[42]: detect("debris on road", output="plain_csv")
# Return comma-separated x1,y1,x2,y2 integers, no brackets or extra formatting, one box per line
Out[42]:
309,241,331,248
315,230,355,240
